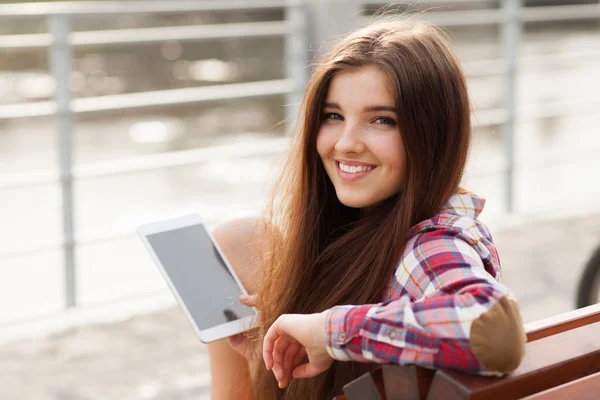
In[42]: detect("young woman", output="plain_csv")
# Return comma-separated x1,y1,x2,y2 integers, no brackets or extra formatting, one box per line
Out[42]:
208,19,526,400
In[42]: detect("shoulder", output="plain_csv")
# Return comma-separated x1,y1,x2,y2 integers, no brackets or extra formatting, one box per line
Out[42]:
411,193,493,243
387,194,501,300
408,193,499,275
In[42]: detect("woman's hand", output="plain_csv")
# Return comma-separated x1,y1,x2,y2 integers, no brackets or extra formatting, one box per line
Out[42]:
262,311,334,389
227,294,259,360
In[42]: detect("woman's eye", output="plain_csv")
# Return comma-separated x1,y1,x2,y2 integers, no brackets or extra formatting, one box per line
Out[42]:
374,117,397,126
323,112,342,121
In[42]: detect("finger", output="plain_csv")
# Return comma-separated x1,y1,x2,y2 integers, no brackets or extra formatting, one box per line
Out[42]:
278,349,306,389
281,342,302,386
263,317,286,370
272,336,292,382
282,342,300,374
278,378,291,390
262,320,280,370
292,347,307,369
292,361,326,379
239,294,257,306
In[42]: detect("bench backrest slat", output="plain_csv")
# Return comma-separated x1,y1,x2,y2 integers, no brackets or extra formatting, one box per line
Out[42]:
426,321,600,399
519,370,600,400
525,303,600,342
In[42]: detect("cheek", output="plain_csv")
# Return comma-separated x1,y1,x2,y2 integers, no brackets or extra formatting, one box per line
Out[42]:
372,135,405,162
390,150,407,179
372,136,407,180
315,127,330,159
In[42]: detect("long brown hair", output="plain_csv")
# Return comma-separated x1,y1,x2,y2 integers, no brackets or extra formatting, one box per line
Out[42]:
251,19,471,399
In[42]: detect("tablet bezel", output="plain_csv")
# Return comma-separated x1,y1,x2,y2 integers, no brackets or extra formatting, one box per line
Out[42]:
137,214,256,343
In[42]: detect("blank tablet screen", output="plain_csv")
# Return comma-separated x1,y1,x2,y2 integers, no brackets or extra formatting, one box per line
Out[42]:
146,224,254,330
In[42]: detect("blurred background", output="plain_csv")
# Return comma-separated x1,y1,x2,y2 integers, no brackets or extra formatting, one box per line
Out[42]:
0,0,599,398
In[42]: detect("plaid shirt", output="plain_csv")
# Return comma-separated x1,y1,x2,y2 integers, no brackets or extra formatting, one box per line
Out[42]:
324,193,514,375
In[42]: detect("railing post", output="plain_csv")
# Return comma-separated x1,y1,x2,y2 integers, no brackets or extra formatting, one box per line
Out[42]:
501,0,523,213
48,14,77,308
285,2,309,131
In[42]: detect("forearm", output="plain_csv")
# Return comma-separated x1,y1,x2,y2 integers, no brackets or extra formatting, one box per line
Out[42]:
208,339,253,400
325,288,526,374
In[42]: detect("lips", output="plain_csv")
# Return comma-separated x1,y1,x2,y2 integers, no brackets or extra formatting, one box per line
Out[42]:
338,161,374,173
335,160,375,182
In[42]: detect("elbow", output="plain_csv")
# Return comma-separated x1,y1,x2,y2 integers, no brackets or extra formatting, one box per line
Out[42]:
469,295,527,373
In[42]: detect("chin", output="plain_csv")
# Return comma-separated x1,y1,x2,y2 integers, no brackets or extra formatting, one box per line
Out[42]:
335,188,399,209
336,194,378,209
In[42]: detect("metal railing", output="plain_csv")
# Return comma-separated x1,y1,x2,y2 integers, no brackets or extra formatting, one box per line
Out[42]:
0,0,599,316
0,0,308,310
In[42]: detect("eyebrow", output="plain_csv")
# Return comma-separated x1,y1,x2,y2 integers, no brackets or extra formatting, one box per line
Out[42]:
323,101,396,113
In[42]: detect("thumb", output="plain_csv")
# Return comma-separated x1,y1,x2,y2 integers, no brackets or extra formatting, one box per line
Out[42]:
292,362,325,379
239,294,257,306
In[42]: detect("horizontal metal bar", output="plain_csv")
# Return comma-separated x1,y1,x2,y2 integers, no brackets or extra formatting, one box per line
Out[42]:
0,135,290,192
0,102,55,119
0,96,597,192
0,110,511,187
6,143,600,260
528,97,600,120
0,33,50,49
0,137,289,258
359,9,503,28
467,144,600,179
0,239,62,261
363,0,484,4
522,3,600,22
73,21,292,47
423,8,504,27
360,3,600,27
0,170,57,190
521,49,600,65
462,49,600,77
72,136,290,180
363,0,486,6
0,79,293,119
0,135,289,191
0,1,597,22
0,21,292,50
0,0,300,17
73,79,292,113
3,45,597,118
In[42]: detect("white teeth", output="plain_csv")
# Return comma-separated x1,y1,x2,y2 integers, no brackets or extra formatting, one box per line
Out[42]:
339,162,374,174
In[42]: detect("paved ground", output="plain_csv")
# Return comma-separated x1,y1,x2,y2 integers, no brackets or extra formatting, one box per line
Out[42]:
1,211,599,400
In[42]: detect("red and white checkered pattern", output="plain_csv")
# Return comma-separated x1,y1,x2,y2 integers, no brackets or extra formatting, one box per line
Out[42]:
325,194,514,375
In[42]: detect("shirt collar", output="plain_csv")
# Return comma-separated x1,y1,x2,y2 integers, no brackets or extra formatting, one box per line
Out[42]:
439,193,486,219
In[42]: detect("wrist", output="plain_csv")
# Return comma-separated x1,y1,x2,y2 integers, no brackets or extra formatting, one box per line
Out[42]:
316,309,332,353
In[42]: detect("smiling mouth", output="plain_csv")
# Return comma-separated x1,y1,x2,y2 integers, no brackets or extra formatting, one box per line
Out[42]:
338,161,374,174
336,161,375,182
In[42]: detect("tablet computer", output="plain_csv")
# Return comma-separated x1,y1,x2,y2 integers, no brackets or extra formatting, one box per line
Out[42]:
137,214,256,343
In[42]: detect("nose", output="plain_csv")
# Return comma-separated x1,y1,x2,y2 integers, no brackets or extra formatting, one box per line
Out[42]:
334,122,364,154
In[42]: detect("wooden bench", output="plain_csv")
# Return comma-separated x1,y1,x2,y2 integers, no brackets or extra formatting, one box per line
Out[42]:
334,303,600,400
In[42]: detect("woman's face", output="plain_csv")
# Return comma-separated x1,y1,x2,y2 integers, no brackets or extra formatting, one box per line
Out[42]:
316,65,407,209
